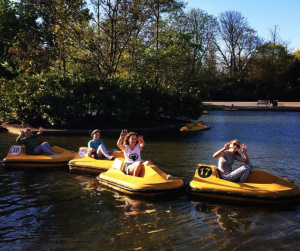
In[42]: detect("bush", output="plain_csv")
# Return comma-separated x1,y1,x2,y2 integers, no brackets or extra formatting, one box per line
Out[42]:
0,74,203,128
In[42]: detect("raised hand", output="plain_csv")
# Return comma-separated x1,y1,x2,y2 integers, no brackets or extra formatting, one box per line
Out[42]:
240,144,247,153
224,142,230,149
137,135,144,143
120,129,128,137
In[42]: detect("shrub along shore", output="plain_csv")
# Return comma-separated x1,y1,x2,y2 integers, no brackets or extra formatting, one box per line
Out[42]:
2,101,299,135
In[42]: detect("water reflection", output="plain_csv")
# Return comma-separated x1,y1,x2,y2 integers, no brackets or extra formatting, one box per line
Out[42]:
123,198,156,216
1,111,300,250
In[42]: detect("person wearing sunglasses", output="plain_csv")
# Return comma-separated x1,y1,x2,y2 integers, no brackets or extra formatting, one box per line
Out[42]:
213,139,253,182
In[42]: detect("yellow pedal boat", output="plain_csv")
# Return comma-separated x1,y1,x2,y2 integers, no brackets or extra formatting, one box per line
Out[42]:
68,147,124,174
187,164,300,205
97,158,185,196
2,145,76,169
180,121,211,132
223,107,238,111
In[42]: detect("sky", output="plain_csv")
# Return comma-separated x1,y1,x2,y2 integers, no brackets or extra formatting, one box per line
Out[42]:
185,0,300,51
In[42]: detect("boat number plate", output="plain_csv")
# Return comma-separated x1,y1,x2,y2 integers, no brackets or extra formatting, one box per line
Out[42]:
79,148,88,157
198,166,212,178
11,146,22,155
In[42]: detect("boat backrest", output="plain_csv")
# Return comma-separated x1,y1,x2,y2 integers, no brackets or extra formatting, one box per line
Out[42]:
8,145,26,156
78,147,89,158
111,158,125,172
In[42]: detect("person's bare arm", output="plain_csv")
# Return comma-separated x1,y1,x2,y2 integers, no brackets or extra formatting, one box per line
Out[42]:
117,129,128,150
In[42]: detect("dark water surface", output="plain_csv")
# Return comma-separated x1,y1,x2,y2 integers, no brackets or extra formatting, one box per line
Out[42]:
1,111,300,250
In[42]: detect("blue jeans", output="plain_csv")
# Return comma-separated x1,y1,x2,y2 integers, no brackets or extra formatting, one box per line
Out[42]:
124,162,132,175
34,142,57,155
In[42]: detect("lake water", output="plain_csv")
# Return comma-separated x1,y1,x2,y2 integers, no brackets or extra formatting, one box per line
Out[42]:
1,110,300,250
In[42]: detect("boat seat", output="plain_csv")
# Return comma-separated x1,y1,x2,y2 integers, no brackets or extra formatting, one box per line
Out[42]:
245,170,277,184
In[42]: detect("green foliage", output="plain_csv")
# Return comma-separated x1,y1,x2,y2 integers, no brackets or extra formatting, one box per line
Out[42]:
0,0,19,77
0,73,202,128
1,1,300,130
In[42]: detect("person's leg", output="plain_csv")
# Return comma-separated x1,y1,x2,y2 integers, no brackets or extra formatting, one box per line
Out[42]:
96,144,114,160
95,146,104,159
238,163,253,182
109,149,118,154
124,163,132,175
34,143,57,155
221,163,253,183
143,160,153,166
128,161,143,177
221,167,247,182
41,142,51,149
33,145,44,155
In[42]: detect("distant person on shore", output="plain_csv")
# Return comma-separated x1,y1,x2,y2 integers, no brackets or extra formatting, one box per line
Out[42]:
88,129,116,160
117,129,152,177
16,127,58,155
213,139,253,183
269,100,274,108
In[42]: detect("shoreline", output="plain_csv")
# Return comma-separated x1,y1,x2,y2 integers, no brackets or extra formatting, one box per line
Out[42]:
1,122,182,135
2,101,299,135
204,101,300,112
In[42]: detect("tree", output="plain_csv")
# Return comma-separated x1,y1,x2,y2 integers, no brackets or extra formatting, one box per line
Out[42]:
141,0,185,85
174,9,217,84
87,0,153,79
0,0,19,77
5,0,91,76
216,11,262,84
248,42,295,100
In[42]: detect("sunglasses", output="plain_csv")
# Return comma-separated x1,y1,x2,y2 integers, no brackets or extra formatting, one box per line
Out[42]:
233,143,240,148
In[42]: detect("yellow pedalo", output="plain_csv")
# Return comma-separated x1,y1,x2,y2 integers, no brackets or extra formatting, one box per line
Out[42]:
187,163,300,205
180,121,211,132
68,147,124,174
97,158,185,196
2,145,76,169
223,107,238,111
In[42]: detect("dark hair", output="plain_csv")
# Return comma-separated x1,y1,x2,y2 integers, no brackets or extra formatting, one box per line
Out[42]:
123,132,138,145
91,129,100,138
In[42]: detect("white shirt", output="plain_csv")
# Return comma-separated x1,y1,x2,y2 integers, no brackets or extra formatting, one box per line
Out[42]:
123,144,142,164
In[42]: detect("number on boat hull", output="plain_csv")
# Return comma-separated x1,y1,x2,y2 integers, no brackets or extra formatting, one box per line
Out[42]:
198,166,212,178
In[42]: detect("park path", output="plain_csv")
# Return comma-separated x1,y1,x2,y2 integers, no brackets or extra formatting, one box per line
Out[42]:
203,101,300,107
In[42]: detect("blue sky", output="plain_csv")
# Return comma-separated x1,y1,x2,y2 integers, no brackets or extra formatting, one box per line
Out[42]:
185,0,300,51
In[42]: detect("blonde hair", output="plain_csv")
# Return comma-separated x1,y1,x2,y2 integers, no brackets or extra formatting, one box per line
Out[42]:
230,139,240,144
